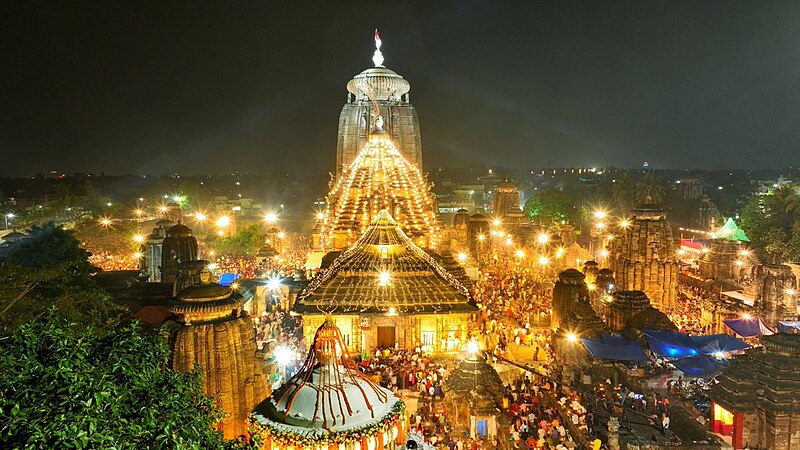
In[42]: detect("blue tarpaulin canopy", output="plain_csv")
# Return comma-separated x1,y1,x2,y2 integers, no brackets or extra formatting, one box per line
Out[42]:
689,334,749,354
581,333,649,362
218,273,239,286
644,329,700,358
778,321,800,334
723,317,774,338
670,355,727,378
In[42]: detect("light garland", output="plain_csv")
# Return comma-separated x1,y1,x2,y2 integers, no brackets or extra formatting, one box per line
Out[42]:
297,210,473,315
320,131,437,251
252,401,405,449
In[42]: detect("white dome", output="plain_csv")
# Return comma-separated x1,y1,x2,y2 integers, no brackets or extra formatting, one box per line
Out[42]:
255,364,400,432
347,67,410,101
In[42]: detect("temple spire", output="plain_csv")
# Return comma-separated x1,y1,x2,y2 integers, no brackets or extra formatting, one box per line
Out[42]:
372,28,384,67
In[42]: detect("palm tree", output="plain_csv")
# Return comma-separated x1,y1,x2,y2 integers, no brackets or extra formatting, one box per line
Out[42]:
769,185,800,217
637,172,666,205
612,172,638,213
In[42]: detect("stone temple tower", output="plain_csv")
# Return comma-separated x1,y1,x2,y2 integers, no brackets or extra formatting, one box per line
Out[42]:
336,30,422,176
607,203,678,309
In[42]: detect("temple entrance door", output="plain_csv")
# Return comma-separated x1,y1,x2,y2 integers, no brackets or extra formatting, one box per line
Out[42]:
476,419,488,438
377,326,395,348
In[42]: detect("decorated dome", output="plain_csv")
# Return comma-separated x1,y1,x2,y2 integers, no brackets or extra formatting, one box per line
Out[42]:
252,317,406,448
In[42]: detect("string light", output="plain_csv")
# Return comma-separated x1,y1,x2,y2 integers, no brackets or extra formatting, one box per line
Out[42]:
319,131,437,250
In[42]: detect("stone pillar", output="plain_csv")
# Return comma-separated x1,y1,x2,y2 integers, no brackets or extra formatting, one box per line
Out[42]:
608,416,619,450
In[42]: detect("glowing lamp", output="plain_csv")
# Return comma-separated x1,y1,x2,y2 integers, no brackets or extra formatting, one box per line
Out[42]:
515,250,525,259
159,205,168,213
742,313,752,320
594,210,606,220
133,252,142,259
267,276,281,291
492,219,501,227
264,212,278,223
387,307,397,316
466,340,480,355
195,212,207,222
378,271,391,286
538,256,549,266
216,216,230,228
619,219,630,228
315,212,325,220
273,345,293,368
787,289,796,296
99,218,112,227
230,282,239,290
133,209,144,216
587,283,596,291
133,234,144,243
736,260,744,266
566,333,578,343
277,232,286,239
457,252,468,263
537,233,549,244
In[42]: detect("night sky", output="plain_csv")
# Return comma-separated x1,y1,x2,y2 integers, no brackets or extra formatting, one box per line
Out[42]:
3,1,800,177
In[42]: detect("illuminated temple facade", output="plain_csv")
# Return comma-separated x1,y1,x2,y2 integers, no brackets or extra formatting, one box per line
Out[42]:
318,32,437,251
296,210,476,354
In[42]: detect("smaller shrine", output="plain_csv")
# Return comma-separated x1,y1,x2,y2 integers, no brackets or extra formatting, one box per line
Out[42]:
710,332,800,450
551,269,591,330
164,263,269,438
252,317,406,450
605,290,676,332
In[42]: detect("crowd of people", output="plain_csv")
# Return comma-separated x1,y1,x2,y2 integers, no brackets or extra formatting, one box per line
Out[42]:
669,285,711,335
254,309,307,377
472,268,555,363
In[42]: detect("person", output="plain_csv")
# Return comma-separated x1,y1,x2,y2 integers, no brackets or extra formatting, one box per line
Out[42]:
662,413,670,440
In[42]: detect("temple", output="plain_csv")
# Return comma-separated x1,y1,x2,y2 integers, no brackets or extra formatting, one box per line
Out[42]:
163,263,269,438
296,210,476,354
710,332,800,449
252,317,407,449
607,203,679,309
336,30,422,176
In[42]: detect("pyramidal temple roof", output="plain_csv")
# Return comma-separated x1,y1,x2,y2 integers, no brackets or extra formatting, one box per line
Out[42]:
296,210,475,314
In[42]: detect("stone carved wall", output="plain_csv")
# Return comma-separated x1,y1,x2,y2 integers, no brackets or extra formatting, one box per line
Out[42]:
165,283,270,439
608,206,678,309
754,264,798,326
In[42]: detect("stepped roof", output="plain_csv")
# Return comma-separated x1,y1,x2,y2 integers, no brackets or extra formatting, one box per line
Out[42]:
295,210,475,315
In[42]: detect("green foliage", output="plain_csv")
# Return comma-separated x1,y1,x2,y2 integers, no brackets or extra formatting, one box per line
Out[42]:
3,223,94,274
215,224,267,257
0,224,126,331
0,313,258,449
523,190,580,226
739,186,800,263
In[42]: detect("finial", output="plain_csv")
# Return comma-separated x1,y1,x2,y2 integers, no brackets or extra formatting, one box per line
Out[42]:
372,28,384,67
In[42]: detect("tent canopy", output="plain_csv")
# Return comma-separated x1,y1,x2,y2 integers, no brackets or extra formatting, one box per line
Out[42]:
778,321,800,334
690,334,749,354
712,217,750,242
723,317,774,338
644,329,700,358
581,333,649,362
670,355,727,378
218,273,239,286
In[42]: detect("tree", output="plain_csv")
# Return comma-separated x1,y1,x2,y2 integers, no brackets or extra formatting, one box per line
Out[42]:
216,224,267,257
0,224,126,331
739,187,800,263
611,172,639,213
523,190,581,226
637,172,666,205
0,313,257,449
